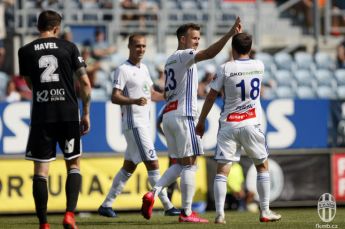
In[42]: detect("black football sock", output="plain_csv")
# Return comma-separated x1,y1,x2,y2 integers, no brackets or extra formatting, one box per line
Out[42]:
66,168,81,212
33,175,48,224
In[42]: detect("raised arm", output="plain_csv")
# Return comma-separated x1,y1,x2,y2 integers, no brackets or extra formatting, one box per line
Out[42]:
76,67,92,135
194,17,241,63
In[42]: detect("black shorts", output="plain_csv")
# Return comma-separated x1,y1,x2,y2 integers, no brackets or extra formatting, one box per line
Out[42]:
26,121,81,162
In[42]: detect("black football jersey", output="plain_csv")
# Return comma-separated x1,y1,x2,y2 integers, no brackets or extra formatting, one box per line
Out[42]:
18,37,86,124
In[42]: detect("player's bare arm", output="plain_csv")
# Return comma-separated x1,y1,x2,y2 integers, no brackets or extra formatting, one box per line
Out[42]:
195,88,218,137
194,17,241,63
151,88,165,102
111,88,147,106
76,67,92,135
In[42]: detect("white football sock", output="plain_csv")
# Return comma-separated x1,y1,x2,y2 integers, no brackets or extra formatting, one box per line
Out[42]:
152,163,183,197
257,171,270,211
181,165,197,216
102,168,131,207
148,169,173,210
214,174,227,217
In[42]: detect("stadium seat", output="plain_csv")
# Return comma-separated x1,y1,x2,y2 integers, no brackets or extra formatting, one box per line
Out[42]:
274,70,296,88
334,69,345,86
255,52,276,72
295,86,316,99
294,51,315,70
337,86,345,99
316,86,336,99
274,52,295,71
315,52,335,70
294,69,316,88
314,69,337,89
275,86,295,98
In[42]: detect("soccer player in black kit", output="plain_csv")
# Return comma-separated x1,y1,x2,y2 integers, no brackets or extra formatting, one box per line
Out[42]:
18,10,91,229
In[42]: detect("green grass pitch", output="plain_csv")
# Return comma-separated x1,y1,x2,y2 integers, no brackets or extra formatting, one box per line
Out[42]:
1,208,344,228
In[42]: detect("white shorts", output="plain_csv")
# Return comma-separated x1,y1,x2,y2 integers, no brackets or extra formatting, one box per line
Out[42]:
215,124,268,165
162,115,203,159
124,127,158,164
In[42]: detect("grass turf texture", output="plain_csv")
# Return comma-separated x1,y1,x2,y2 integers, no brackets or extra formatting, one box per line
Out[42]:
1,208,344,228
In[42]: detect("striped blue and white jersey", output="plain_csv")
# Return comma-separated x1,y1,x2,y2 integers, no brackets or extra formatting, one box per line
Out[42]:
112,60,153,130
163,49,199,117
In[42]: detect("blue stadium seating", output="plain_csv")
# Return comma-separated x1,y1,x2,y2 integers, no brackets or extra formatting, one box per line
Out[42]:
314,69,337,89
275,86,295,98
274,52,294,71
316,86,336,99
274,70,296,88
335,69,345,86
315,52,335,70
337,86,345,99
294,69,316,88
256,52,276,72
294,51,315,71
295,86,315,99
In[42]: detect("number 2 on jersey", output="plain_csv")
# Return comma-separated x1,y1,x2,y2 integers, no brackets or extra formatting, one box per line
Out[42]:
39,55,59,83
236,78,260,101
164,68,176,91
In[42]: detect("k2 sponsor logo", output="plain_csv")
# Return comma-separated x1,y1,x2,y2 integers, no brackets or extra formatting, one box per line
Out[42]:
36,90,49,102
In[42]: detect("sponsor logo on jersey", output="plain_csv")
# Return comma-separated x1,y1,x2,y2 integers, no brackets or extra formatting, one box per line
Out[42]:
229,70,263,77
143,83,150,95
36,89,66,102
235,103,254,111
36,90,49,102
163,100,178,114
227,108,256,122
166,60,177,67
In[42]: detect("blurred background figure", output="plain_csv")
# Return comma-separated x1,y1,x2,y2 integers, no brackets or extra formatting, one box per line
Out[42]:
121,0,146,30
12,75,32,101
153,64,165,93
81,46,102,88
60,26,73,42
337,36,345,68
5,79,20,102
198,64,216,99
92,29,117,61
226,162,258,213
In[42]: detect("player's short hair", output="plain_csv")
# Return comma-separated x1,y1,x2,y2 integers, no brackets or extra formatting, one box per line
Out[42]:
176,23,200,40
232,33,252,55
37,10,62,32
128,33,145,46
